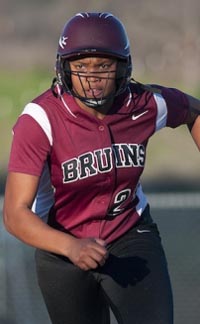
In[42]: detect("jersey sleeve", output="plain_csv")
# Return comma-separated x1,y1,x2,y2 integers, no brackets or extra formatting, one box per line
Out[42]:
160,87,191,128
8,113,51,176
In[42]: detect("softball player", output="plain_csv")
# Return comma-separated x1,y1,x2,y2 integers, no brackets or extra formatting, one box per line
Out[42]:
3,12,200,324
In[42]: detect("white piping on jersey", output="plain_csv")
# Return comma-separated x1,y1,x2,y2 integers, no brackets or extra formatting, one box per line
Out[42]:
126,87,133,107
135,183,148,216
56,84,77,119
21,103,53,146
153,93,168,131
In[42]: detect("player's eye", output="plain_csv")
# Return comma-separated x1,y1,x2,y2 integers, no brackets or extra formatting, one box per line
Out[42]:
100,63,111,69
74,63,84,70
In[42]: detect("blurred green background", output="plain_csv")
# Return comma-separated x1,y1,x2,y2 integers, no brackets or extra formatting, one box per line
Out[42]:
0,0,200,192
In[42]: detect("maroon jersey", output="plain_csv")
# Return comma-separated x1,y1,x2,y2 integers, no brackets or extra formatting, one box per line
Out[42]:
8,83,190,243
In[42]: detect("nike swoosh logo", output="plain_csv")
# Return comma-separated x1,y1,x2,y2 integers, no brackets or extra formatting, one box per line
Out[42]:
132,110,148,120
137,229,151,234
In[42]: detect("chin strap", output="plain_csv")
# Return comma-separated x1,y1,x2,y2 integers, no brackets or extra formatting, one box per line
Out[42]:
70,88,112,108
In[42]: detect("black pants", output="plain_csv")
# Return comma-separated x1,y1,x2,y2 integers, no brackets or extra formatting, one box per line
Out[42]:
35,206,173,324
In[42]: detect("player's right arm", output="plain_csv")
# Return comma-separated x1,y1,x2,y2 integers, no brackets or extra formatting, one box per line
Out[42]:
3,171,75,255
3,109,108,270
3,171,108,270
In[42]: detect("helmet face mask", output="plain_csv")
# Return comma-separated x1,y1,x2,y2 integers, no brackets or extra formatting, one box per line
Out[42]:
70,57,119,108
55,12,132,107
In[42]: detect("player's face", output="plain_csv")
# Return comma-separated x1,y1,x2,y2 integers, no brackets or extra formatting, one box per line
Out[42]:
69,56,117,110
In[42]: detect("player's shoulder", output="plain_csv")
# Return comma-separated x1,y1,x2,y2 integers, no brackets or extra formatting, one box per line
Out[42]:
142,83,186,98
20,88,60,128
32,88,57,106
127,82,189,118
128,82,163,96
31,87,69,117
129,82,186,101
141,84,162,94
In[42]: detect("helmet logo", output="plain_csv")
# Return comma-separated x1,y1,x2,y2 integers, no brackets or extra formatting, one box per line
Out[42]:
59,36,68,49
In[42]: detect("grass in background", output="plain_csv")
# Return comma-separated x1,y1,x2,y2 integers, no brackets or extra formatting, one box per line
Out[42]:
0,69,53,121
0,69,53,172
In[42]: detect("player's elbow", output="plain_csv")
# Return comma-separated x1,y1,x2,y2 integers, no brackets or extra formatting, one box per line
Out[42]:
3,204,14,234
2,201,22,236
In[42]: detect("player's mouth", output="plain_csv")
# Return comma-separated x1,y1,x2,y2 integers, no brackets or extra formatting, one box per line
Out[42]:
85,88,104,98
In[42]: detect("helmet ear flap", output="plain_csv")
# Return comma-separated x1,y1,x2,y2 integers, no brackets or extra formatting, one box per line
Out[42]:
116,55,132,93
116,56,132,79
62,60,72,90
56,56,72,91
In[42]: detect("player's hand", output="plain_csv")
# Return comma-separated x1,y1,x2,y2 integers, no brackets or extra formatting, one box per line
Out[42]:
67,237,109,271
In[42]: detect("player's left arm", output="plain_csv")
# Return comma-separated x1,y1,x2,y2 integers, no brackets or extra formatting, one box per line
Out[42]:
189,115,200,151
186,94,200,151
